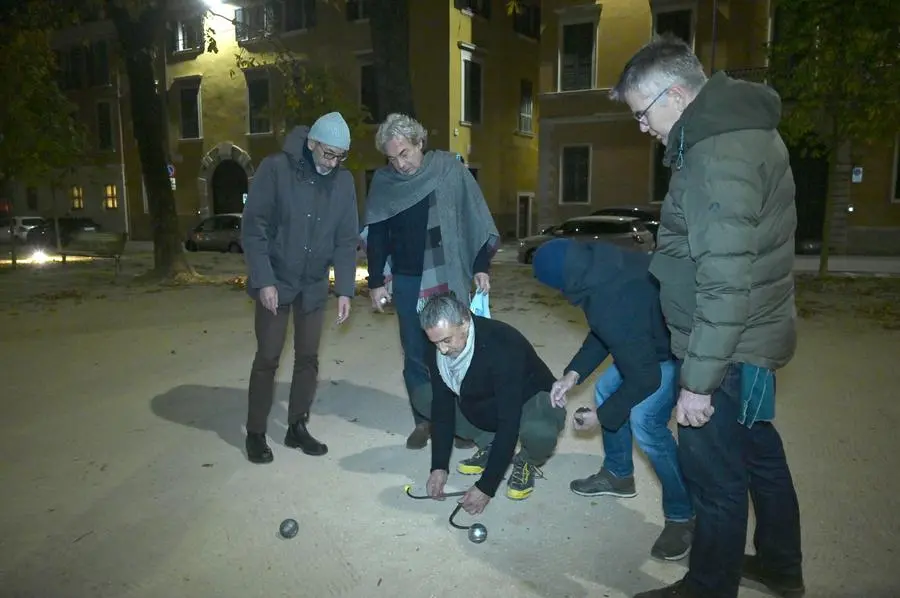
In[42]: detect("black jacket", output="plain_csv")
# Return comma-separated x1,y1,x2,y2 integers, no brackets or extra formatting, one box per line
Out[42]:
426,316,556,497
562,242,673,430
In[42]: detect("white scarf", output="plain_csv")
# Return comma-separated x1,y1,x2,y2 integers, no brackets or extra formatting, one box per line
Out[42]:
437,320,475,396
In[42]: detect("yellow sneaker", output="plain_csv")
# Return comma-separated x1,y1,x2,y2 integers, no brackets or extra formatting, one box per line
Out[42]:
506,455,543,500
457,444,491,475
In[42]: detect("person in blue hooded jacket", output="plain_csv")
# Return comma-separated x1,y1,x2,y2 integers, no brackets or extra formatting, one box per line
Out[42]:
533,238,694,561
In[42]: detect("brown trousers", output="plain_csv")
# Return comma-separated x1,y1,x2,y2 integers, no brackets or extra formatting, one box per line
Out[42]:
246,296,325,434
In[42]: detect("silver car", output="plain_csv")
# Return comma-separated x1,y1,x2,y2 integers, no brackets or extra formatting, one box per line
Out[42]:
517,215,655,264
185,213,243,253
0,215,46,244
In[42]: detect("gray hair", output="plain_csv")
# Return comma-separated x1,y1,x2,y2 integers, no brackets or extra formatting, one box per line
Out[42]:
375,112,428,153
609,33,707,102
418,293,470,331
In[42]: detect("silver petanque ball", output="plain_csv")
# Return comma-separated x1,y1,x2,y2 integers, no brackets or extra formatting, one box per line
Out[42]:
468,523,488,544
279,518,299,539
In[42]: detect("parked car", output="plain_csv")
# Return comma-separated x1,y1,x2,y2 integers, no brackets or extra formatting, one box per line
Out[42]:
185,213,243,253
517,215,655,264
591,204,661,239
26,217,102,248
0,215,46,244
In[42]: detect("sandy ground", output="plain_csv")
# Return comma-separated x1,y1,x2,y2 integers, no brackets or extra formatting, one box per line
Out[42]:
1,254,899,598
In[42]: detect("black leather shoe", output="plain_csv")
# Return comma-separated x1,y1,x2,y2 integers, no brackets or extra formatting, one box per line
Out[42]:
742,555,805,597
246,432,274,464
285,418,328,456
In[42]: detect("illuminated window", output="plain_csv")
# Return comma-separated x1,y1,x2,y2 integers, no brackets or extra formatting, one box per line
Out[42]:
104,184,118,209
71,185,84,210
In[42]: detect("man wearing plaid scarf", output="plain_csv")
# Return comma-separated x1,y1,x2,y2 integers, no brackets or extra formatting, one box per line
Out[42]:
363,113,500,450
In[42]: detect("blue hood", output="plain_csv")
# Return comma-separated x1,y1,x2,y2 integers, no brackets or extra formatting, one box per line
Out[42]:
561,242,652,307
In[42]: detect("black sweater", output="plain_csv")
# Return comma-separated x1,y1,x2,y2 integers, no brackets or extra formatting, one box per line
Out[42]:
426,316,556,497
367,193,490,288
561,242,673,431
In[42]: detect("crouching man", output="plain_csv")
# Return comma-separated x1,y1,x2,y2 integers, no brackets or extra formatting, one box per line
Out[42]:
413,293,566,515
533,239,695,561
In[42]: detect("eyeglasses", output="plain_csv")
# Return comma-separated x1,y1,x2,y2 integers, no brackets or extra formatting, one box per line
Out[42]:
633,86,671,122
317,143,348,162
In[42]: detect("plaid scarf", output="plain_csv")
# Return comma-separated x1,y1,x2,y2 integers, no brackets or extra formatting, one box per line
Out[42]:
364,150,501,308
417,193,450,311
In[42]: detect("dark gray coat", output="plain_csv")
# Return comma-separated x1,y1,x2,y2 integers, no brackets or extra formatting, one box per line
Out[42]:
242,126,359,313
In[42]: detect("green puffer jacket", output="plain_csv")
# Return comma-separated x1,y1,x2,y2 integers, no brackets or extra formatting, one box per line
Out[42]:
648,71,797,395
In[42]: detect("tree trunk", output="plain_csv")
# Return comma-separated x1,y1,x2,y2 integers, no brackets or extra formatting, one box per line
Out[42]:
106,1,194,280
817,119,841,278
368,0,416,118
1,178,17,269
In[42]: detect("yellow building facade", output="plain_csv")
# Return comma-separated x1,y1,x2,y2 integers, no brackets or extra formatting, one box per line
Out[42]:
536,0,900,254
118,0,541,241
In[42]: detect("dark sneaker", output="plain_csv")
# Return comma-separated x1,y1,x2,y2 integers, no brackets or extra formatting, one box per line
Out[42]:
570,467,637,498
246,432,274,464
506,454,544,500
406,423,430,449
457,443,491,475
742,554,806,598
284,419,328,456
634,579,698,597
651,519,695,561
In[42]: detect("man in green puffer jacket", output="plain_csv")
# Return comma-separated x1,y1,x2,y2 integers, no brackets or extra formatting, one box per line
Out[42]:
610,34,804,598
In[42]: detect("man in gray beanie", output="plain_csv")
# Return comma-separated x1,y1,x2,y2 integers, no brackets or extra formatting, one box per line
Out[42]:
241,111,359,463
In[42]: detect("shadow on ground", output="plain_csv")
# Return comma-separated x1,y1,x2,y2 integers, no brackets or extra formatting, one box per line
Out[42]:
149,380,414,457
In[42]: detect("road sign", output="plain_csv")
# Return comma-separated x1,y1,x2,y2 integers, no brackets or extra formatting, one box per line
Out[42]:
169,177,177,190
167,164,176,177
851,166,863,184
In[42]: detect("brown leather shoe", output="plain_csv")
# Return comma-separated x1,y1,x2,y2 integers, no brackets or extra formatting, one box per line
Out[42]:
406,423,430,449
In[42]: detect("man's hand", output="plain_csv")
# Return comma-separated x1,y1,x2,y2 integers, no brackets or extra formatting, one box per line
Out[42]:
259,285,278,315
473,272,490,294
573,407,599,431
370,286,391,312
426,469,449,500
336,296,351,325
550,371,579,407
459,485,491,516
675,389,715,427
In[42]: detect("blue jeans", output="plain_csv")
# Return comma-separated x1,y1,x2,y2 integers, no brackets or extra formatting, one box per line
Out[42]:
679,362,802,598
598,360,694,522
392,274,431,425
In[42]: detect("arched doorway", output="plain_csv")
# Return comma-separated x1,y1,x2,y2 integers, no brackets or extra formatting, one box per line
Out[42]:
212,159,249,214
196,142,255,218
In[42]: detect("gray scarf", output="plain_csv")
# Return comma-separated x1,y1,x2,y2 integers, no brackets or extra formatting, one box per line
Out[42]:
364,150,500,304
437,320,475,396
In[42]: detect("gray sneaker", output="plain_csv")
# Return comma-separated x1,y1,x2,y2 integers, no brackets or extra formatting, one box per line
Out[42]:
569,467,637,498
651,519,695,561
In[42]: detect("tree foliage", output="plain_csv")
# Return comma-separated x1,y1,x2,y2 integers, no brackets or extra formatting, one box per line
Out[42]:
767,0,900,274
226,39,369,170
768,0,900,150
0,6,88,187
